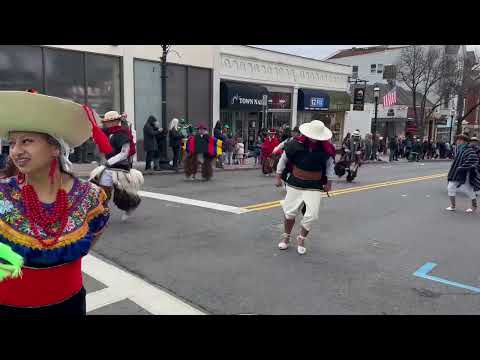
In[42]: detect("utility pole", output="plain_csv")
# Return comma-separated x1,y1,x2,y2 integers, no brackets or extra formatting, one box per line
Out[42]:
160,45,168,160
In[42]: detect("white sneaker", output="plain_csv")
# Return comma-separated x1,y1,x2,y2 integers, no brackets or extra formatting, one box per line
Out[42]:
278,233,290,250
297,246,307,255
446,206,456,211
466,208,475,213
121,212,130,222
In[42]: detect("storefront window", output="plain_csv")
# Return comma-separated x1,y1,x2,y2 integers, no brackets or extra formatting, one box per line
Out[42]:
44,48,85,104
0,45,43,91
86,53,121,116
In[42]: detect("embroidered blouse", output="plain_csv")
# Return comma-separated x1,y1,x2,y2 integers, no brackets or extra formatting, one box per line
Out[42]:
0,177,110,268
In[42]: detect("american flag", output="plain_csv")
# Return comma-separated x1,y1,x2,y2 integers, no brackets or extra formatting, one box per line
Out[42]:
383,87,397,107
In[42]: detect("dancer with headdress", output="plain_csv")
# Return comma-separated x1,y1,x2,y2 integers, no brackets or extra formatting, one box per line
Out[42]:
184,123,222,181
89,111,144,222
0,90,110,315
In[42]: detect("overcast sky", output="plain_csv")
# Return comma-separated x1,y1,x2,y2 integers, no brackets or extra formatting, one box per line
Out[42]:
253,45,480,61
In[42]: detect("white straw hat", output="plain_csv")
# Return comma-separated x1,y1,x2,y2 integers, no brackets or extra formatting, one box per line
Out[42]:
299,120,332,141
0,91,92,148
103,110,123,122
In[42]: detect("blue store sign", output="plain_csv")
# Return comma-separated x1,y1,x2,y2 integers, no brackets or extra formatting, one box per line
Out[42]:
298,89,330,111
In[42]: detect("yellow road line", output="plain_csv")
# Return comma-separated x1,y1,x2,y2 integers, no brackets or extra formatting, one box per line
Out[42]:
243,200,281,209
243,173,447,212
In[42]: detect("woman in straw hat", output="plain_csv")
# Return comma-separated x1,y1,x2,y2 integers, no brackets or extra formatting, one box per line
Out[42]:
89,110,144,222
275,120,336,255
0,90,111,315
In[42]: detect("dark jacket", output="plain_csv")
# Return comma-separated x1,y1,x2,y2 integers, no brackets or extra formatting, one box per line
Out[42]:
169,128,183,148
143,116,161,152
448,144,480,190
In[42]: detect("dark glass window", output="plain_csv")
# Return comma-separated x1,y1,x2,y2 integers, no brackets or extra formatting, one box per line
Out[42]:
166,64,187,128
187,67,211,128
44,48,85,104
86,53,121,116
0,45,43,91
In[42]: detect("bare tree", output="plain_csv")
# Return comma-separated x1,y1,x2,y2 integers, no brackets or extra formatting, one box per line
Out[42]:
453,55,480,136
397,46,462,137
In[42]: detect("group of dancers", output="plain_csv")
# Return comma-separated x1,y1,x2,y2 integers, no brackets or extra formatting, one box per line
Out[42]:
0,89,340,315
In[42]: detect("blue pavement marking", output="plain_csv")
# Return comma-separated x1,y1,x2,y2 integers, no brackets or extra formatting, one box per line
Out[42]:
413,262,480,293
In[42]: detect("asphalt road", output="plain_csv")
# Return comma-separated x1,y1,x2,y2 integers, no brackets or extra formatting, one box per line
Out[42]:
88,160,480,314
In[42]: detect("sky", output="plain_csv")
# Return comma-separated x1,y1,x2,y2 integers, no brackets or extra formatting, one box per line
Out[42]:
253,45,480,61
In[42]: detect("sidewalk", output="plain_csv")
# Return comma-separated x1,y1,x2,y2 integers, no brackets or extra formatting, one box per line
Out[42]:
73,156,452,178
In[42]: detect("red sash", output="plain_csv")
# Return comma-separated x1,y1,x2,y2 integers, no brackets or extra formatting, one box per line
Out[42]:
0,259,83,308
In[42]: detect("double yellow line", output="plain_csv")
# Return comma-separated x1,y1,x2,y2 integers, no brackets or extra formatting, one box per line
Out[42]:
243,173,447,212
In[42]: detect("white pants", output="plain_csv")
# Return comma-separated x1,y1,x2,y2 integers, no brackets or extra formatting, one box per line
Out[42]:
281,185,322,232
99,169,114,187
447,174,476,200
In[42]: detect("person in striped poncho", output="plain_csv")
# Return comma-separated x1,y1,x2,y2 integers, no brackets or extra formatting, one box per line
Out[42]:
446,134,480,212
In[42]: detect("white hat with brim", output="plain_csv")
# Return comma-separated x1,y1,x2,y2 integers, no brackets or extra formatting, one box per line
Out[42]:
0,91,93,148
299,120,332,141
103,110,123,122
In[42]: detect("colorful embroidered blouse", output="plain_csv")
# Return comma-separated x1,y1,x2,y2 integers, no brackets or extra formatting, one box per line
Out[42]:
0,177,110,268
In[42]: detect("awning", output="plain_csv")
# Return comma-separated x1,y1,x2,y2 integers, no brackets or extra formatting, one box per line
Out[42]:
297,89,330,111
325,90,351,112
220,81,269,111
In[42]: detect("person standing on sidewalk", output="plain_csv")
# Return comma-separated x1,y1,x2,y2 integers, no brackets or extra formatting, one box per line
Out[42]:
389,136,398,162
224,133,236,165
275,120,335,255
446,134,480,213
168,118,183,172
143,116,161,171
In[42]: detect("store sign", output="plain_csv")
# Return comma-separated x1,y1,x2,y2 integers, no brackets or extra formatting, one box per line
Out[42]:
304,95,329,111
268,92,291,109
231,93,266,107
353,87,365,111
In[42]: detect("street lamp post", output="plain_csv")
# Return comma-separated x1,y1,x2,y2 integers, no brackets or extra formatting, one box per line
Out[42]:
373,87,380,160
449,109,455,145
160,45,168,161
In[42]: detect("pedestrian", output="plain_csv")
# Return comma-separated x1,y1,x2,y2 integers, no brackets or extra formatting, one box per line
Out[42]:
446,134,480,212
214,122,225,168
235,138,245,165
389,136,398,162
0,90,110,315
143,115,162,171
168,118,183,172
224,133,235,165
364,134,372,161
154,120,168,169
274,120,335,255
90,110,143,222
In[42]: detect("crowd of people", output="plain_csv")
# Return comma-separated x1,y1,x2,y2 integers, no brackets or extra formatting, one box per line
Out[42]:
341,132,455,163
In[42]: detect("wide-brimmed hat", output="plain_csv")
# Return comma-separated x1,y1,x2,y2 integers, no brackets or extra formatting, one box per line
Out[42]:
299,120,332,141
352,130,361,136
0,91,93,148
470,136,478,141
103,110,123,122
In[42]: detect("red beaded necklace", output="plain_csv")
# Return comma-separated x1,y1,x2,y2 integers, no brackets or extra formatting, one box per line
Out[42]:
20,173,70,247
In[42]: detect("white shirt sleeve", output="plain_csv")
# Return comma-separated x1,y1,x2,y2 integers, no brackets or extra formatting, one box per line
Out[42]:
276,151,288,174
106,143,130,166
326,157,335,178
273,140,286,154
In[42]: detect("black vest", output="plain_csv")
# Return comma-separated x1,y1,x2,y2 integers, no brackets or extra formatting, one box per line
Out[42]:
284,140,330,190
106,131,131,170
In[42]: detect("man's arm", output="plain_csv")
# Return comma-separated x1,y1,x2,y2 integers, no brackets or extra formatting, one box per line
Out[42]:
106,143,130,166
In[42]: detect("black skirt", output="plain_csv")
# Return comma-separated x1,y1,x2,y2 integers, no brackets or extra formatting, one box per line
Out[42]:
0,287,86,316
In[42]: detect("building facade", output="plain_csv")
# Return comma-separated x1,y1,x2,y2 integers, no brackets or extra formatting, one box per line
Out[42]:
213,46,352,148
0,45,353,162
